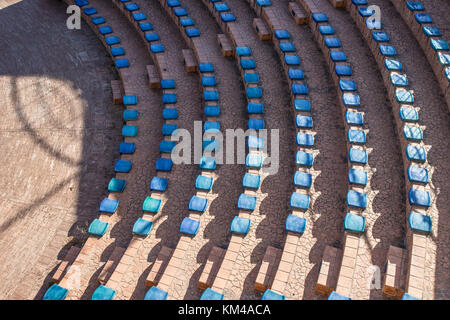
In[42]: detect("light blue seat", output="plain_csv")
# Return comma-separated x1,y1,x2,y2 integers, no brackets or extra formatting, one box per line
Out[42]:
142,196,161,213
156,158,173,171
339,80,356,91
292,83,308,95
348,168,367,185
358,7,374,17
401,293,419,300
162,93,177,104
399,106,419,122
289,68,304,80
246,154,263,168
438,52,450,66
200,288,224,300
214,2,229,12
248,136,264,149
294,99,311,111
180,217,200,235
115,160,132,173
247,87,262,99
133,218,153,236
409,188,430,207
105,35,120,46
98,26,112,35
200,156,216,170
236,46,252,56
111,47,125,57
162,108,178,120
385,58,402,71
408,165,428,183
346,190,367,208
347,129,366,144
274,29,290,40
108,178,126,192
167,0,181,7
199,62,214,73
144,32,159,42
125,3,139,11
430,39,449,51
243,173,261,189
296,115,313,129
372,31,389,42
330,51,347,62
100,198,119,213
329,291,351,300
144,287,168,300
123,95,137,105
296,151,314,167
150,43,164,53
204,105,220,117
344,213,365,232
174,7,188,16
180,17,194,27
237,194,257,211
293,171,312,188
230,216,251,235
189,196,208,212
406,1,424,11
379,45,397,56
88,219,109,236
285,214,307,233
403,125,423,141
422,26,441,37
196,175,213,190
220,13,235,22
280,42,296,52
150,176,168,191
91,285,116,300
202,76,216,87
312,13,328,23
285,55,300,66
343,93,360,106
162,123,178,135
122,125,137,137
91,16,105,25
115,59,129,69
244,73,260,84
414,13,432,24
119,142,135,154
319,25,335,35
248,102,264,114
248,119,265,130
262,289,285,300
335,64,352,76
204,90,219,101
346,111,364,126
390,73,408,86
349,147,367,164
241,59,256,69
123,109,138,121
325,37,341,48
185,27,200,38
408,211,432,233
83,7,97,16
139,22,153,31
159,140,176,153
296,132,314,147
133,12,146,21
406,144,426,162
43,284,68,300
290,192,310,210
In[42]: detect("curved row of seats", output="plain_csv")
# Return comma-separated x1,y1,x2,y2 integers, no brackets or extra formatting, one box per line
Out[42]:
345,0,434,300
142,0,225,300
242,0,313,300
44,0,143,300
389,0,450,110
295,0,372,300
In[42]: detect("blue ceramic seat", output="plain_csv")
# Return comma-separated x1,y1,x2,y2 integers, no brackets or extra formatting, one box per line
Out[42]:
244,72,260,84
241,59,256,69
139,22,153,31
325,37,341,48
132,218,153,236
408,211,432,233
150,176,168,192
422,26,441,37
408,165,428,183
347,129,366,144
399,106,419,122
214,3,229,12
156,158,173,171
296,132,314,147
119,142,135,154
115,59,129,69
319,25,334,35
162,123,178,135
348,168,368,185
122,125,137,137
162,108,178,120
330,51,347,62
339,79,357,91
246,154,263,168
133,12,146,21
274,29,290,40
114,160,132,173
290,192,310,210
159,140,176,153
236,46,251,56
280,42,296,52
406,144,426,162
88,219,109,236
180,217,200,235
349,147,367,164
205,106,220,117
108,178,126,192
344,213,365,232
200,156,216,170
189,196,208,212
199,62,214,73
247,87,262,99
43,284,68,300
220,13,235,22
409,188,431,207
296,151,314,167
414,13,432,24
390,73,409,86
262,290,285,300
292,83,308,95
329,291,351,300
346,190,367,208
293,171,312,188
185,28,200,38
202,76,216,87
111,47,125,57
142,196,161,213
346,111,364,126
379,45,397,56
403,125,423,141
230,216,251,235
296,115,313,129
289,69,304,80
372,31,389,42
237,194,257,211
248,118,265,130
180,18,194,27
285,55,300,66
385,58,402,71
195,175,213,190
144,287,168,300
312,13,328,23
123,109,138,121
294,99,311,111
248,136,264,150
204,90,219,101
200,288,224,300
285,214,306,233
242,173,261,189
123,95,137,105
98,26,112,35
150,44,164,53
335,65,352,76
100,198,119,213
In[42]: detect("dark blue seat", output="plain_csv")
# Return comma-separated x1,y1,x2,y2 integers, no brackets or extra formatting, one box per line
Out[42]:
100,198,119,213
230,216,251,235
162,123,178,135
422,26,441,37
180,18,194,27
248,118,265,130
290,192,310,210
312,13,328,23
236,46,251,56
139,22,153,31
285,55,300,66
205,106,220,117
349,147,367,164
132,218,153,236
406,1,424,11
204,90,219,101
133,12,146,21
111,47,125,57
414,13,432,24
105,35,120,46
150,43,164,53
244,72,260,84
296,151,314,167
156,158,173,171
189,196,208,212
289,68,304,80
325,37,341,48
237,194,257,211
358,7,374,17
293,171,312,188
348,168,367,185
430,39,449,51
144,32,159,42
379,45,397,56
248,102,264,114
247,87,262,99
162,108,178,120
202,76,217,87
159,140,176,153
274,29,290,40
174,7,188,16
346,190,367,208
330,51,347,62
285,214,306,233
185,27,200,38
91,16,106,25
125,3,139,11
199,62,214,73
98,26,112,35
409,188,431,207
296,115,313,129
292,83,308,95
119,142,135,154
280,42,296,52
294,99,311,111
115,160,132,173
220,13,235,22
335,65,352,76
214,2,229,12
372,31,389,42
123,109,138,121
115,59,129,69
319,25,335,35
162,93,177,104
180,217,200,235
160,79,175,90
296,132,314,147
167,0,181,7
75,0,89,7
83,7,97,16
256,0,272,6
150,176,168,192
241,59,256,69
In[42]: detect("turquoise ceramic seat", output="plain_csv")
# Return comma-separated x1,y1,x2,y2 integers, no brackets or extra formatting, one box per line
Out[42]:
180,217,200,235
438,52,450,66
348,168,367,185
296,151,314,167
195,175,213,190
108,178,126,192
237,194,257,211
296,132,314,147
349,147,367,164
285,214,307,233
329,291,351,300
430,39,449,51
262,289,285,300
290,192,310,210
406,1,424,11
200,288,224,300
91,285,116,300
346,190,367,208
144,287,168,300
379,45,397,56
344,213,365,232
230,216,251,235
88,219,109,236
242,173,261,189
132,218,153,236
100,198,119,213
142,196,161,213
43,284,68,300
408,211,432,233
